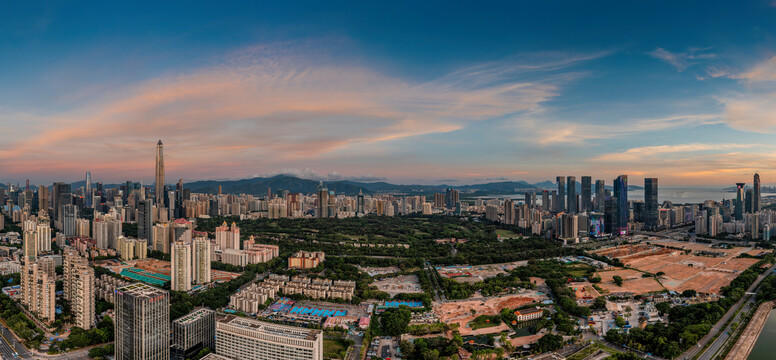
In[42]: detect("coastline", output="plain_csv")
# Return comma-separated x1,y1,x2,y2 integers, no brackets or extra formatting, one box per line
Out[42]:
724,300,775,360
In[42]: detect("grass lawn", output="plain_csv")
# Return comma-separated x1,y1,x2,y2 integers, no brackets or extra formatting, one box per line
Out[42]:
495,229,520,238
566,342,620,360
565,264,595,278
470,315,502,330
323,338,350,360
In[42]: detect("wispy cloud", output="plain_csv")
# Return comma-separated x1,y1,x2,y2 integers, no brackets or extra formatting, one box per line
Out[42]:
648,47,715,71
527,114,721,145
0,43,605,182
593,143,763,162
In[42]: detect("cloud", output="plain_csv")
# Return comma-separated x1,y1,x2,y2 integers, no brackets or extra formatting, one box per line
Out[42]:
593,143,764,162
527,114,721,145
648,47,715,71
733,56,776,82
720,93,776,133
0,43,605,182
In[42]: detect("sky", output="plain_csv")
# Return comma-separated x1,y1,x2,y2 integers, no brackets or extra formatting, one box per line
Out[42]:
2,1,776,186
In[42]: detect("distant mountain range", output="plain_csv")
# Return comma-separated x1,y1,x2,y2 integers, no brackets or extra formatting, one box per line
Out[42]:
2,175,642,196
177,175,641,196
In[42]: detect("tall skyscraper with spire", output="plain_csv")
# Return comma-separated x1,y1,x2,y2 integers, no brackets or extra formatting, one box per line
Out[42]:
85,171,92,208
754,173,761,213
155,140,165,206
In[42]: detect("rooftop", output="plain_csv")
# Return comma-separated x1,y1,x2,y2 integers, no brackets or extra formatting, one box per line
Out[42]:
174,308,214,325
116,282,168,299
218,315,321,341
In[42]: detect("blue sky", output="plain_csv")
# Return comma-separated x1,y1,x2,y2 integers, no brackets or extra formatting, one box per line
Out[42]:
1,1,776,186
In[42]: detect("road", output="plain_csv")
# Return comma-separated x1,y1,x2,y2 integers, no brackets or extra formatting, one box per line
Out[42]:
697,294,756,360
0,321,30,359
679,262,776,360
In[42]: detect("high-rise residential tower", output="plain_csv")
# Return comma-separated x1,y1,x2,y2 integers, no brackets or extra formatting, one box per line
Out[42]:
581,176,592,212
155,140,165,207
115,283,170,360
192,238,211,284
754,173,761,213
556,176,566,213
64,250,95,329
566,176,577,213
171,242,192,292
644,178,659,230
317,182,329,218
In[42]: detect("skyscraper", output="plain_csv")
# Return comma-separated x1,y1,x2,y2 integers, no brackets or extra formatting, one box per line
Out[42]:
595,180,605,211
38,185,48,215
85,171,92,208
115,283,170,360
581,176,592,212
556,176,566,213
137,199,152,242
566,176,577,214
745,189,753,214
735,183,745,221
317,182,329,218
613,175,628,235
754,173,761,213
171,242,192,292
644,178,658,230
63,204,78,237
155,140,165,207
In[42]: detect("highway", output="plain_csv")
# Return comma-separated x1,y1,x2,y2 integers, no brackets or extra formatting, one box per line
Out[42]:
0,320,29,359
697,294,756,360
679,262,776,360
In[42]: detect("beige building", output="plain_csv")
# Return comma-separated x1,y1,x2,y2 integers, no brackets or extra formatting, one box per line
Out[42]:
215,221,240,250
64,250,96,329
216,315,323,360
118,236,147,261
288,251,325,269
153,222,171,254
514,308,544,322
21,257,56,324
192,238,211,284
221,248,248,267
171,241,192,292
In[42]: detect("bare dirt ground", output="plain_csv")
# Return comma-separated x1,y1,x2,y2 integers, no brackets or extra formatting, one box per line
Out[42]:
568,282,602,300
594,241,766,295
434,294,535,335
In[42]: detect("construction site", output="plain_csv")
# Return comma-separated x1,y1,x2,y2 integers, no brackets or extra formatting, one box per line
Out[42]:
95,258,242,285
435,260,528,285
592,241,766,295
433,291,546,336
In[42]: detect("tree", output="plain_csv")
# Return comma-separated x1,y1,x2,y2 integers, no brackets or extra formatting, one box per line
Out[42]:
590,276,602,283
615,316,626,328
380,308,412,336
592,296,607,310
534,334,563,353
613,276,623,287
682,289,697,298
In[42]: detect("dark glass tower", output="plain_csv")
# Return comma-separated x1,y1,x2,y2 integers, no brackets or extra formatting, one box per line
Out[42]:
581,176,592,212
567,176,577,214
644,178,658,230
613,175,628,235
735,183,745,221
754,173,761,213
556,176,566,213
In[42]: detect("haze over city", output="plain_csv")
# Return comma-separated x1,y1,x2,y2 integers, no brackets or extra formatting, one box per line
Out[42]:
2,1,776,185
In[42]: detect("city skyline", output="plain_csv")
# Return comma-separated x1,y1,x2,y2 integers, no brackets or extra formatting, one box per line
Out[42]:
2,2,776,185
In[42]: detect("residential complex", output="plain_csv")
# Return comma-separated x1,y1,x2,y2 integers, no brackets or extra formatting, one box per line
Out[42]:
288,251,325,269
